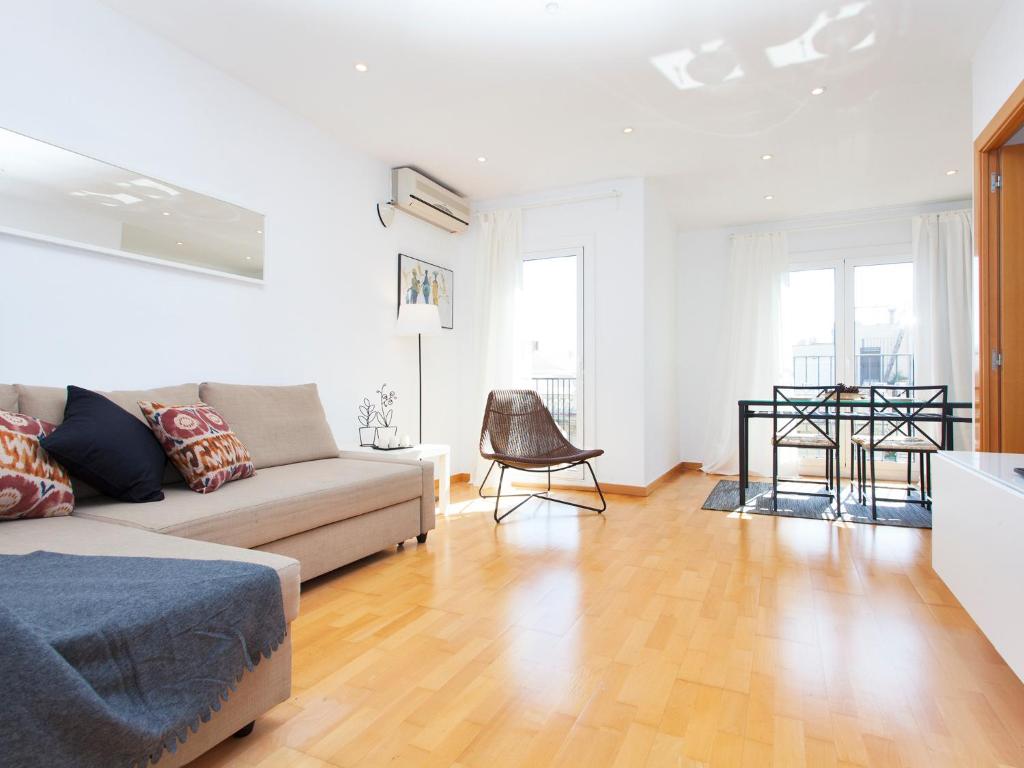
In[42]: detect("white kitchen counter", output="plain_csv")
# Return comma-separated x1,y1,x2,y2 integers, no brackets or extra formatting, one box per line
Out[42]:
933,451,1024,681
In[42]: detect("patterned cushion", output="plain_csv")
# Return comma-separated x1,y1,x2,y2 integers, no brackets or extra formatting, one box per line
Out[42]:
138,402,255,494
0,410,75,519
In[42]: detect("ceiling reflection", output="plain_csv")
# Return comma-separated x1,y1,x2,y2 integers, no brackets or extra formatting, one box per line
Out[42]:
652,1,878,93
765,1,875,69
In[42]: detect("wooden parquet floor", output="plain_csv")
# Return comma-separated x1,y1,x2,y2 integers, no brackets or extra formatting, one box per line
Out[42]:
192,471,1024,767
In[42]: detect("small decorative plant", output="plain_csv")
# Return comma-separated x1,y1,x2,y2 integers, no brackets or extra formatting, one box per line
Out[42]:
357,397,379,446
358,397,379,428
376,384,396,427
373,384,399,446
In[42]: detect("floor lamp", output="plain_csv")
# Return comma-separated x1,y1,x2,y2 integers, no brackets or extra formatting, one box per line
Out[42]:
396,304,442,444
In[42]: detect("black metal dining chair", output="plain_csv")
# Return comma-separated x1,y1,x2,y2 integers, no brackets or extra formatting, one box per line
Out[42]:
771,385,841,514
851,385,947,518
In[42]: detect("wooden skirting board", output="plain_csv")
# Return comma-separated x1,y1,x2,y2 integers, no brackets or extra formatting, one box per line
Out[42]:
437,473,470,494
509,461,701,497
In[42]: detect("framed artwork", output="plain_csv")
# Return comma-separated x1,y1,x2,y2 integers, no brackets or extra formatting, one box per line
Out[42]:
397,253,454,329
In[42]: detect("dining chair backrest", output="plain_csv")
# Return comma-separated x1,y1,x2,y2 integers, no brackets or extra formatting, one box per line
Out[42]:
868,385,949,449
772,385,841,446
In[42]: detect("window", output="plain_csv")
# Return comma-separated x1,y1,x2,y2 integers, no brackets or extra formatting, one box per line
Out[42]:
782,254,915,476
521,250,583,445
782,267,836,387
851,262,914,388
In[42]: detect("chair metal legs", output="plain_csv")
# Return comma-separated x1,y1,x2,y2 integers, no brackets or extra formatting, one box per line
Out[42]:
772,445,779,512
852,447,933,516
479,460,608,524
770,446,838,517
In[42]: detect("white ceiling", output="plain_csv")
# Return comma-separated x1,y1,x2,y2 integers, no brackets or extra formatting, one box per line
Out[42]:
100,0,998,229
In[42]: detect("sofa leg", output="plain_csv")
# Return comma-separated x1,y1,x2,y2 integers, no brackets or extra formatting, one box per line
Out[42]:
416,533,428,544
233,721,255,739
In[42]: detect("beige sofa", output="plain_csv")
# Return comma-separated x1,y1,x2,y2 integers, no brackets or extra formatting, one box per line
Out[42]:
0,381,435,766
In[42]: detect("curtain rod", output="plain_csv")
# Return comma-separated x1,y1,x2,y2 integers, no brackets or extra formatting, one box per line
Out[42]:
731,208,970,238
519,189,622,211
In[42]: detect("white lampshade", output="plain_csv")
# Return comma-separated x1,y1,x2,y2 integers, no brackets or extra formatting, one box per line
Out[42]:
396,304,442,336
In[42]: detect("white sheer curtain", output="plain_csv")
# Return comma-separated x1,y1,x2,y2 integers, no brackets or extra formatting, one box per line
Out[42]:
702,231,789,476
473,209,525,484
912,209,973,449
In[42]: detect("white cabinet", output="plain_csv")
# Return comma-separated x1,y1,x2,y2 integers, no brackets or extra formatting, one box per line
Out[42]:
933,451,1024,681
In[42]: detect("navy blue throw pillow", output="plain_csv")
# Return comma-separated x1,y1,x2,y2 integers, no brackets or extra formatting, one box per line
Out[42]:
40,386,166,503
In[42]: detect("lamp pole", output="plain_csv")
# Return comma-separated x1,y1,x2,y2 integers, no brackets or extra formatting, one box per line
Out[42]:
418,332,423,445
396,303,439,447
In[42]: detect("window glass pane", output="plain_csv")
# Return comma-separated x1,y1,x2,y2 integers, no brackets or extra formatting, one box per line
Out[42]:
782,268,835,386
522,255,578,442
853,263,914,387
853,261,914,467
781,268,835,468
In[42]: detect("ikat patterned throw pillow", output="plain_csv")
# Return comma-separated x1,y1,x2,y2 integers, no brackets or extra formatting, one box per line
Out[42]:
137,401,255,494
0,409,75,519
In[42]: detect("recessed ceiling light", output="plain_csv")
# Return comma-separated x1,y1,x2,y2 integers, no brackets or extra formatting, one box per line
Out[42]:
477,156,487,163
623,126,634,134
545,2,559,13
245,256,252,260
256,229,263,234
945,169,959,176
810,86,826,96
354,63,368,73
761,153,773,161
764,194,774,200
176,241,184,246
162,211,171,216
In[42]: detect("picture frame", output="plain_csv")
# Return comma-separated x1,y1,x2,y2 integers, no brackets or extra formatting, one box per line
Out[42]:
397,253,454,329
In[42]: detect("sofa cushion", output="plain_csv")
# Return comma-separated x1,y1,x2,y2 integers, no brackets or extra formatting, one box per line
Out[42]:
0,385,16,412
14,384,200,494
0,410,75,519
139,401,256,494
198,383,338,470
15,383,200,426
40,387,167,503
0,516,300,623
72,458,422,550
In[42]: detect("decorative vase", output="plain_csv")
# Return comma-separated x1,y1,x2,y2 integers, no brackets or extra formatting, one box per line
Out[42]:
374,426,398,446
358,427,376,447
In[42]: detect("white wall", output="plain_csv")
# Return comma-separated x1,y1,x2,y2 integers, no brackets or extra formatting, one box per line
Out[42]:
0,0,469,469
642,180,679,485
676,200,971,466
466,177,680,488
972,0,1024,138
469,179,649,486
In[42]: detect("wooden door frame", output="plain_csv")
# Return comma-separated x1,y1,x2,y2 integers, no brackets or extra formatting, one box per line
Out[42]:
975,77,1024,451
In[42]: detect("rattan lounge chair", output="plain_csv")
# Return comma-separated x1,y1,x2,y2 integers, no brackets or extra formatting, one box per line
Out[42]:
478,389,606,523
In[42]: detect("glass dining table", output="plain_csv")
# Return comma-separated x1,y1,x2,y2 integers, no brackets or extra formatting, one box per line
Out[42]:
736,397,973,506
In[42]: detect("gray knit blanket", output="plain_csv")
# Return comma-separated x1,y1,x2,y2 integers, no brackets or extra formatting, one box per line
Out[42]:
0,551,286,768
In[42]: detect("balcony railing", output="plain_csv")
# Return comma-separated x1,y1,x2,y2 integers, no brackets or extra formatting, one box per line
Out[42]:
792,355,835,387
532,376,577,443
791,354,915,387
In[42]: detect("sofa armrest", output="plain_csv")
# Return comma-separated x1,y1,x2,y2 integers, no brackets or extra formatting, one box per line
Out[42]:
340,453,435,536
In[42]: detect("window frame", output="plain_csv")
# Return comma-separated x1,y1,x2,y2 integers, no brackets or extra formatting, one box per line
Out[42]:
785,246,915,480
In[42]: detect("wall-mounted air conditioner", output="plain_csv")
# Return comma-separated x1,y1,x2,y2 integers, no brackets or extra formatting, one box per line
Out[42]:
390,167,469,234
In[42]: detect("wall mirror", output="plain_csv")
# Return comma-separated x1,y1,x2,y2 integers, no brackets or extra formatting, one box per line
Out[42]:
0,127,265,280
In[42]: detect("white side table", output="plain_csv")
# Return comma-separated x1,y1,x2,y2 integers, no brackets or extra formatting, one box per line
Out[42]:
337,443,451,515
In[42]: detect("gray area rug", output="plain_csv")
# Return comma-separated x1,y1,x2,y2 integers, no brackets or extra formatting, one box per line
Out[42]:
702,479,932,529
